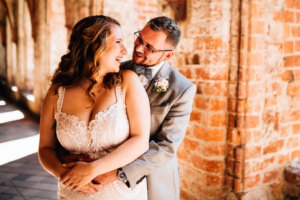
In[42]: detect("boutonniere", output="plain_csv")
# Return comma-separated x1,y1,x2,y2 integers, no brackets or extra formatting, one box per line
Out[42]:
152,77,169,93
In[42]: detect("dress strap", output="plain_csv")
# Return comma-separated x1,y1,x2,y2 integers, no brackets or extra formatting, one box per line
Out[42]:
57,86,66,114
115,85,123,103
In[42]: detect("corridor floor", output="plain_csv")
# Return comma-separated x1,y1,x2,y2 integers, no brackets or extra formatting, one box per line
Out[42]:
0,94,57,200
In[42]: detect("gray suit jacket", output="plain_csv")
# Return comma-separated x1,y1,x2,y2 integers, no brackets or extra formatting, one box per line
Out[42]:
120,60,196,200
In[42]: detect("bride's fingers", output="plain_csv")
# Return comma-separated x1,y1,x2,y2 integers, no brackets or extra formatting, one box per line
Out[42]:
85,182,100,192
73,184,82,192
63,177,76,187
78,183,96,193
74,180,88,192
67,182,76,189
63,162,76,168
90,183,100,192
60,171,73,184
79,187,92,193
59,176,69,184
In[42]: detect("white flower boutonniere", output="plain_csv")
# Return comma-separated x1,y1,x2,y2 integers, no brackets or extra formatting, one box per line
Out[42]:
152,77,169,93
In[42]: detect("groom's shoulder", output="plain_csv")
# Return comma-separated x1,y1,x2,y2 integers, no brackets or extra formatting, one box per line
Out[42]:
168,64,195,91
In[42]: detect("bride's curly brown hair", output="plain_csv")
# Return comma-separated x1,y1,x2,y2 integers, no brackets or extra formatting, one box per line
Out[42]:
51,15,122,105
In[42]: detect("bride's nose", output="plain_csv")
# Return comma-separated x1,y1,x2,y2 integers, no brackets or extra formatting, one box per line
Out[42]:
121,44,128,55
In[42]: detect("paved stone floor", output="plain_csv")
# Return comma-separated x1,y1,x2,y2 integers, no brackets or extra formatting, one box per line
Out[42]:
0,94,58,200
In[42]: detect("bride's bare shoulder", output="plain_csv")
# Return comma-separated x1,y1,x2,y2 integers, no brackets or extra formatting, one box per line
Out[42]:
119,70,144,97
120,70,138,78
44,83,60,103
120,70,139,86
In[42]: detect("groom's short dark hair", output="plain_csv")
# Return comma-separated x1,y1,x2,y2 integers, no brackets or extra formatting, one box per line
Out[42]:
147,16,181,48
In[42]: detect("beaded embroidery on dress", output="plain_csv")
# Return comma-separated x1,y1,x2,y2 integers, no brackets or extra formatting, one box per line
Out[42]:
55,86,147,200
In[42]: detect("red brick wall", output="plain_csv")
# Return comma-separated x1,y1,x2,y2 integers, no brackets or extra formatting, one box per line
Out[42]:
174,0,231,199
134,0,158,30
173,0,300,199
226,0,300,199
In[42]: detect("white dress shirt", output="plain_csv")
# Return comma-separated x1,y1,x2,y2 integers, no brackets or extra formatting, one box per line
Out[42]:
138,61,165,89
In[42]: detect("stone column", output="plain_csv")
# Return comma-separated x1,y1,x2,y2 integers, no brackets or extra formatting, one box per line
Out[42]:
0,10,6,78
5,16,14,86
24,1,34,90
32,0,48,114
48,0,67,75
0,31,6,78
16,0,26,90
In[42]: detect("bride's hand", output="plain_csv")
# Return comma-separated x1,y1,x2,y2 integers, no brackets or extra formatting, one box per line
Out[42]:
60,162,96,191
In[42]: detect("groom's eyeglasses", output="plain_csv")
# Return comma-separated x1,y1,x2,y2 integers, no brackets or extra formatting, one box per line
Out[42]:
134,31,173,54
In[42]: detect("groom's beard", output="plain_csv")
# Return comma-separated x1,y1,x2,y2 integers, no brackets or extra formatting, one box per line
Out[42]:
132,48,165,68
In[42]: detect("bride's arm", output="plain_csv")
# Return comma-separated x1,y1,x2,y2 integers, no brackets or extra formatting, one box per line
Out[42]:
60,70,150,191
38,86,69,180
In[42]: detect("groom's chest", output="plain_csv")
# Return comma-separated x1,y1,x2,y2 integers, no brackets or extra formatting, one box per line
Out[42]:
148,91,172,136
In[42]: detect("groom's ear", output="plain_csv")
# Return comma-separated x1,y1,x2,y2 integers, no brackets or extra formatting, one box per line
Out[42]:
162,51,174,61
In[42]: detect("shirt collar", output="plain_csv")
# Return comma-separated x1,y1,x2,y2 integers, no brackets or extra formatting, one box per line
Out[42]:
147,61,165,78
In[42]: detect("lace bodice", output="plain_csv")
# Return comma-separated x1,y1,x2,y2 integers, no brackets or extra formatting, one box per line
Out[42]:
55,86,130,158
55,86,147,200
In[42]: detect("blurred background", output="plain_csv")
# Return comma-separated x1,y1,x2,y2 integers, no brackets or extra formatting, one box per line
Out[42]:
0,0,300,199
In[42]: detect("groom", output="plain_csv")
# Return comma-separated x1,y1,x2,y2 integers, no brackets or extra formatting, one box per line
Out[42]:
61,16,196,200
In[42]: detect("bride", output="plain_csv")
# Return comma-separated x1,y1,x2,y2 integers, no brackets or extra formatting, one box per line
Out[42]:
38,15,150,199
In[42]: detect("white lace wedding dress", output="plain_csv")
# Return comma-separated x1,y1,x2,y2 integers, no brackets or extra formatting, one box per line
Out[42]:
55,86,147,200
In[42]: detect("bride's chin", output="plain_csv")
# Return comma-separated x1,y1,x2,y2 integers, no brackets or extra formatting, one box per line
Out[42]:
112,67,120,73
114,67,121,73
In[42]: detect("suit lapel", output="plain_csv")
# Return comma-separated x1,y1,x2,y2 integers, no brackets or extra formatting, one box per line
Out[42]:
146,61,170,104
